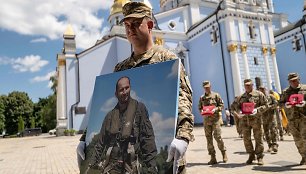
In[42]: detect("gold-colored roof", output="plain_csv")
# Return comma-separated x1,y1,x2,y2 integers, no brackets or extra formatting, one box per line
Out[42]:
110,0,131,16
64,24,74,36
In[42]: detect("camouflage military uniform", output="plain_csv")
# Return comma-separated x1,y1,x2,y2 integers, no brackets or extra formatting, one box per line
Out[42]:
115,45,194,172
238,89,268,161
198,91,226,158
230,96,242,137
262,93,278,152
279,84,306,163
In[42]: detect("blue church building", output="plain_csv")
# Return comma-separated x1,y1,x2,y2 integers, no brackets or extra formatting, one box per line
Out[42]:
55,0,306,133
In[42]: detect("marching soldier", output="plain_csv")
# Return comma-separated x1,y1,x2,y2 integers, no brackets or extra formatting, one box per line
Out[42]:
198,81,227,165
230,96,243,138
269,90,285,141
236,79,268,165
279,73,306,165
258,86,278,154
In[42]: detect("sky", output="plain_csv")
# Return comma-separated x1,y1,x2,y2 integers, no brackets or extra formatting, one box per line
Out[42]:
85,60,179,150
0,0,304,103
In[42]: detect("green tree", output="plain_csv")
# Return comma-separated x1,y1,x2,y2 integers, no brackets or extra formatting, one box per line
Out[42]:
41,94,56,132
33,97,49,131
50,74,57,94
0,95,6,133
4,91,33,134
18,116,24,133
30,117,35,128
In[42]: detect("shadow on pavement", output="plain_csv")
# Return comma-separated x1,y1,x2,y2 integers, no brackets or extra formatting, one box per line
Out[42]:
252,164,306,172
233,151,248,155
187,162,248,168
186,163,206,167
210,162,247,168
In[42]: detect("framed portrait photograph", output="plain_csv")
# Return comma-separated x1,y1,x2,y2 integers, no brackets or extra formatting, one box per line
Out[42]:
81,59,180,174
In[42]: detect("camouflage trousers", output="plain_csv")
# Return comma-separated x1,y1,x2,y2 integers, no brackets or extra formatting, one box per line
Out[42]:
203,122,226,155
275,109,284,137
288,117,306,158
262,113,278,147
234,115,242,135
241,116,264,157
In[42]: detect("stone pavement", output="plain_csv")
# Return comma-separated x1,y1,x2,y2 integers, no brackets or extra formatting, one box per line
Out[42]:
0,134,80,174
186,125,306,174
0,126,305,174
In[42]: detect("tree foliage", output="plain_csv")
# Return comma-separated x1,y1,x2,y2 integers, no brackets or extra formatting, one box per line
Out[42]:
40,94,57,132
1,73,58,135
18,116,24,133
4,91,33,134
0,95,6,132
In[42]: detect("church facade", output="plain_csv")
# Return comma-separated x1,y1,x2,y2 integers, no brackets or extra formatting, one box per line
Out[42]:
55,0,304,132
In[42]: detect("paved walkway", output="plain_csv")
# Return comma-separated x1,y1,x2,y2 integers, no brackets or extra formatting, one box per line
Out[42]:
0,126,305,174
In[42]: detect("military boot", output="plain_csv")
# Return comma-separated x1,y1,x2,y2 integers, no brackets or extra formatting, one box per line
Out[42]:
208,155,217,165
257,154,264,165
221,151,228,163
267,146,272,152
272,144,278,153
300,157,306,165
246,153,255,165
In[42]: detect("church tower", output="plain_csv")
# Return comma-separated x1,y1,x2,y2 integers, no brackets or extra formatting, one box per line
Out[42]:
56,24,76,135
108,0,131,26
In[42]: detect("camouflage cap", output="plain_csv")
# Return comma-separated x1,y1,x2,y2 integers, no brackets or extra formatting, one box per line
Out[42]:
258,86,265,90
202,81,211,87
287,72,299,81
121,2,152,23
244,79,253,85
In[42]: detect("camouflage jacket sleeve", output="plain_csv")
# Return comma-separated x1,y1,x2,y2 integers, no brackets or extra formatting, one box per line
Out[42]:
175,61,195,142
215,93,224,112
198,96,203,112
256,91,268,114
279,88,289,109
268,94,278,110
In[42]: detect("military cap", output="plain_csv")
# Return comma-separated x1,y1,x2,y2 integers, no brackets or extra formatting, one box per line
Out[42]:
202,81,211,87
121,2,152,23
258,86,265,90
287,72,299,81
244,79,253,85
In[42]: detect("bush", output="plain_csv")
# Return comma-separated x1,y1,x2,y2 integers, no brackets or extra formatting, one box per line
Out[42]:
69,129,76,136
64,129,69,136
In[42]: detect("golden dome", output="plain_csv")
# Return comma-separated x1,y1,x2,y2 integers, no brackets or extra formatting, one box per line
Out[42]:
110,0,131,16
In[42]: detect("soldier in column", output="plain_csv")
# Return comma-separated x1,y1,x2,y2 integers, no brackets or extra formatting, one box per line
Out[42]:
269,90,284,141
198,81,227,165
279,73,306,165
230,96,243,138
258,86,279,154
236,79,268,165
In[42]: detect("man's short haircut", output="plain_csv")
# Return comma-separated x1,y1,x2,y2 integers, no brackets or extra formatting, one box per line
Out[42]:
116,76,131,91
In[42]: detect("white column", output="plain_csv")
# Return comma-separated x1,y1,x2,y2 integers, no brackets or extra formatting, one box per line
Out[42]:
190,1,200,25
270,48,281,93
241,45,250,79
228,44,242,96
262,47,272,90
57,55,67,122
